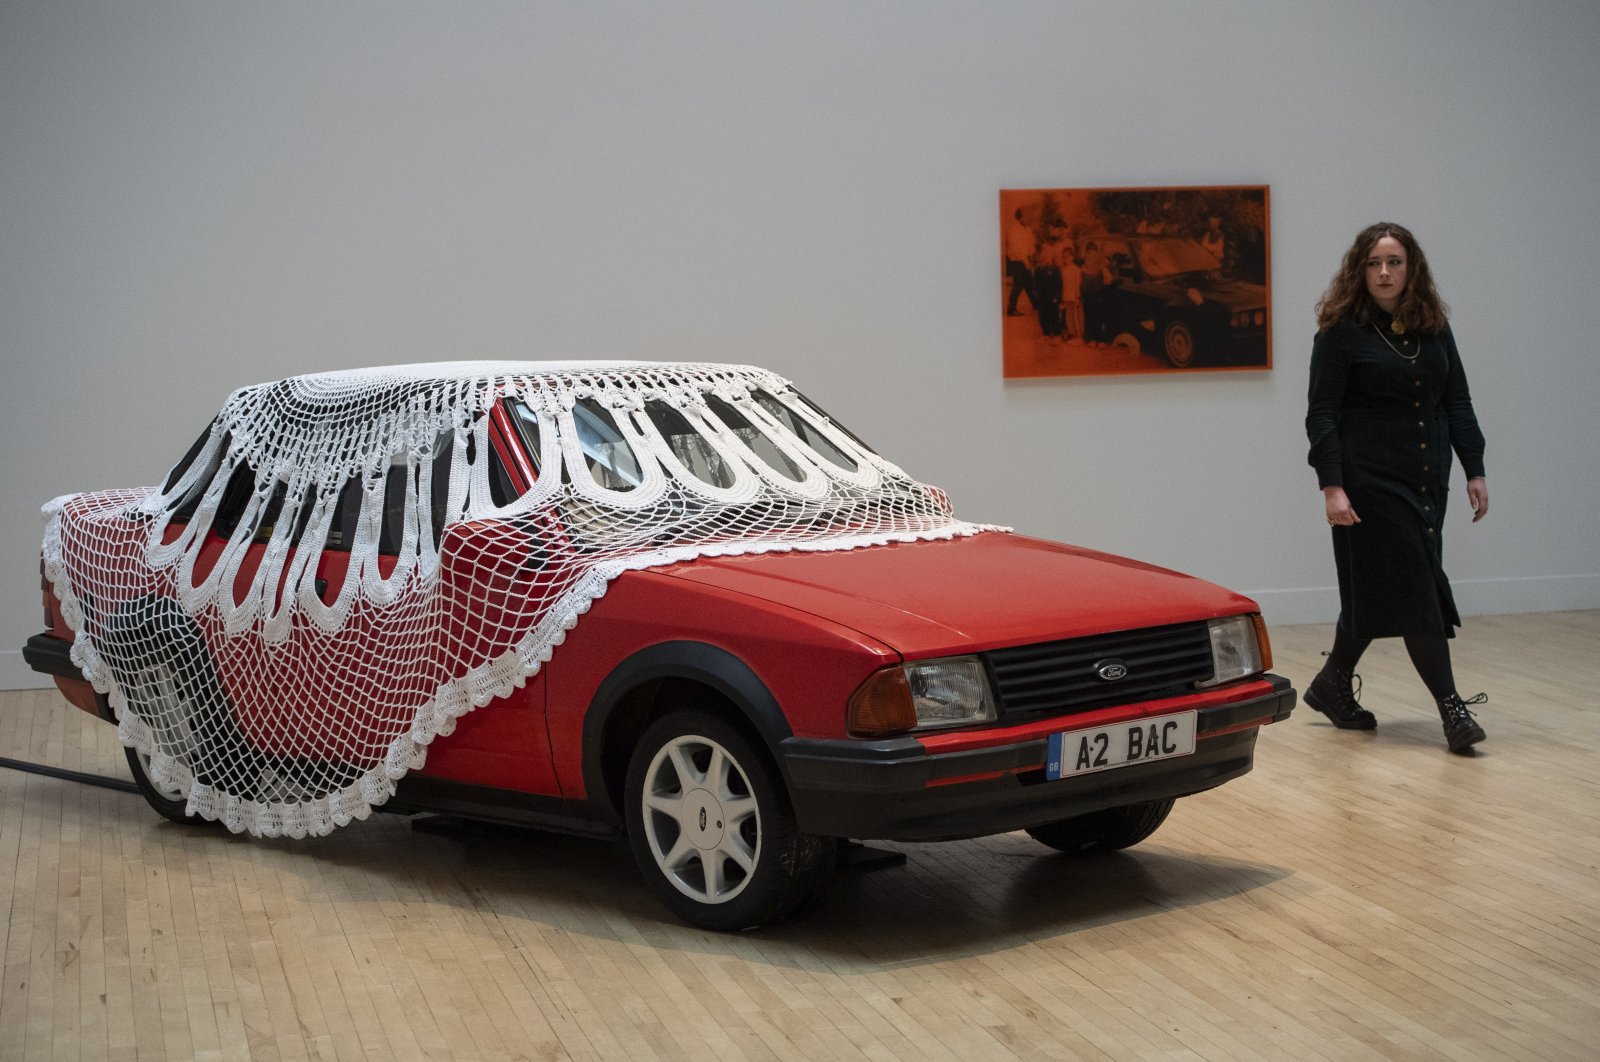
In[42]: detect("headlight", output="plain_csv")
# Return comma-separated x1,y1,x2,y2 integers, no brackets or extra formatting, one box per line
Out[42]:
1195,614,1271,688
847,656,997,736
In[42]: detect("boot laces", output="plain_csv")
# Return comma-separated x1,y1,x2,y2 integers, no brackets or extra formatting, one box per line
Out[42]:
1318,652,1363,708
1443,692,1487,721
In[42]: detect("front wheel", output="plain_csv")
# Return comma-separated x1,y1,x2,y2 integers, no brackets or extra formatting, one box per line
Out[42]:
1162,320,1197,367
625,710,835,930
1026,798,1174,855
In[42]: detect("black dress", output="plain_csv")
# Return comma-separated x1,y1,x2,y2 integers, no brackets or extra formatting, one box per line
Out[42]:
1306,309,1486,640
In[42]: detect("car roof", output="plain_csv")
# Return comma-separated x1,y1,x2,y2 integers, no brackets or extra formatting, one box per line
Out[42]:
244,359,759,391
226,361,787,422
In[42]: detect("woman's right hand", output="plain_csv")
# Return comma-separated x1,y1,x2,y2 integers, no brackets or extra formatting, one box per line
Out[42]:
1324,486,1360,527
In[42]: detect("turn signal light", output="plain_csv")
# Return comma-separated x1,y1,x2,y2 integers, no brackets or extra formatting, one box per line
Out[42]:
1251,613,1273,671
846,666,918,737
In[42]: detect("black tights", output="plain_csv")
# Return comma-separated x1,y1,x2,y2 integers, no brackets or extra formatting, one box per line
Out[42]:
1327,624,1457,701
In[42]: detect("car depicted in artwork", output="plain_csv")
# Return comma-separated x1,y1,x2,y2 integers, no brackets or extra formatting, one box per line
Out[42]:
25,361,1293,929
1093,235,1270,368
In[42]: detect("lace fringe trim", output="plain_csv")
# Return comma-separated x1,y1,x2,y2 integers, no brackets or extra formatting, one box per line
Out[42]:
44,503,1006,838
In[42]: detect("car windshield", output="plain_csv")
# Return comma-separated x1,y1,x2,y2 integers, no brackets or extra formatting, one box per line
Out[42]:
704,395,804,482
1135,238,1221,278
643,400,736,488
499,389,848,498
573,398,644,491
752,390,858,472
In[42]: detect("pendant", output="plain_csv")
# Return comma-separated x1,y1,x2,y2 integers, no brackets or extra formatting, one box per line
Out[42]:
1391,318,1406,334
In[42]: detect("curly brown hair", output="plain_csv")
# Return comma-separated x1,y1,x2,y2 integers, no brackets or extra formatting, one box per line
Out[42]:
1315,222,1449,334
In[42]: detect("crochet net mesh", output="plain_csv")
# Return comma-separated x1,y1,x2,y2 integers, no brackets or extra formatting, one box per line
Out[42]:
43,362,991,837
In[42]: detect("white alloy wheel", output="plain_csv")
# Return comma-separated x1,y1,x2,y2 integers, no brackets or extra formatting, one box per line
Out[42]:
625,708,836,929
639,732,762,905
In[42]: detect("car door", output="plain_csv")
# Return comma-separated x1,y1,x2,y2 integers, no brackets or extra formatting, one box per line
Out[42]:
414,401,560,794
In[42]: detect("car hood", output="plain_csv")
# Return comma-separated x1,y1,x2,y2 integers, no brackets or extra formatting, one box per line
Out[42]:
658,531,1259,658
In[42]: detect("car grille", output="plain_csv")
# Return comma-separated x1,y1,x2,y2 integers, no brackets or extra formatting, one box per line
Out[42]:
983,621,1214,721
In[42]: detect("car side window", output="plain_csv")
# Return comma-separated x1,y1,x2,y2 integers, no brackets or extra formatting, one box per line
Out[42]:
324,477,365,553
321,456,417,558
427,429,454,547
368,430,455,555
165,427,228,524
250,480,313,547
507,402,543,477
376,457,410,556
211,461,258,540
1103,240,1136,280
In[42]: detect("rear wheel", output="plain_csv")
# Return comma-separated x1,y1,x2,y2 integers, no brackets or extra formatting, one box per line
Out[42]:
1026,798,1174,855
124,746,207,825
625,709,835,930
121,661,208,825
103,598,245,819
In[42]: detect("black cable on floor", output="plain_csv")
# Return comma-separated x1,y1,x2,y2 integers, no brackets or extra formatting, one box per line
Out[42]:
0,755,139,794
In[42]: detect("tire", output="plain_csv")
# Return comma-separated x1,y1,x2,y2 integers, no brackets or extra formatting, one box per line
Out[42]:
1162,320,1197,367
119,658,214,824
625,709,835,930
124,745,208,825
102,598,244,816
1026,798,1175,855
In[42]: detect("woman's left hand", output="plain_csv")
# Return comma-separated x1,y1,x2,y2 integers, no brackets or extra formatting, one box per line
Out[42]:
1467,477,1489,522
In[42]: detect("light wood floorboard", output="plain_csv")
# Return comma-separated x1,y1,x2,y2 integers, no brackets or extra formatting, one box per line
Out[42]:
3,612,1598,1060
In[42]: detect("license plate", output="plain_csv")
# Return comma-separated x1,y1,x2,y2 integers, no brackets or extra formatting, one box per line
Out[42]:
1046,710,1197,780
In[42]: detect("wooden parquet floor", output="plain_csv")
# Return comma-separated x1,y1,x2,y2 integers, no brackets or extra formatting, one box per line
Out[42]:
3,612,1598,1061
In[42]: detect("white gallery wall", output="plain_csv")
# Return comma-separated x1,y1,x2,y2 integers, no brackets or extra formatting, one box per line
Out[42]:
3,0,1597,689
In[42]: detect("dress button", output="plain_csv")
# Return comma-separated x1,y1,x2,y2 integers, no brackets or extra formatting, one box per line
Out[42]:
1423,465,1430,471
1425,505,1432,512
1420,442,1427,449
1417,421,1424,427
1413,401,1421,408
1414,380,1422,387
1426,527,1434,535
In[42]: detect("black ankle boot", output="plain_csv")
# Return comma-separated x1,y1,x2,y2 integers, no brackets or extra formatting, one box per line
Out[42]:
1438,693,1487,753
1304,665,1377,730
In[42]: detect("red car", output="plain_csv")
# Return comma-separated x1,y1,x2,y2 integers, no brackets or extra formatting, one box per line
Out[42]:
25,361,1293,929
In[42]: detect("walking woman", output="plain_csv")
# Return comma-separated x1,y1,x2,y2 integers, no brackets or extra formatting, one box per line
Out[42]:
1304,222,1490,753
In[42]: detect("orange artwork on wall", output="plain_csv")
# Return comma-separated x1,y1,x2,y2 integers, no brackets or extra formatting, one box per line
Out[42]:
1001,185,1271,378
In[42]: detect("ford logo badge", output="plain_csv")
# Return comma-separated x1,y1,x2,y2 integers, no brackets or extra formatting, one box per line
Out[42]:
1095,659,1129,682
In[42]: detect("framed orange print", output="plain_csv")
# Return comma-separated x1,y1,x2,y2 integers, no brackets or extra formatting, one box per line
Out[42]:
1001,185,1270,378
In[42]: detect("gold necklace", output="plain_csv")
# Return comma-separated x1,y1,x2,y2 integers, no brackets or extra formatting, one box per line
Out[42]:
1372,322,1419,361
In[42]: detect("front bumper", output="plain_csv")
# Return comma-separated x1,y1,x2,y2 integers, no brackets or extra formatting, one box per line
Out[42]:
780,674,1294,841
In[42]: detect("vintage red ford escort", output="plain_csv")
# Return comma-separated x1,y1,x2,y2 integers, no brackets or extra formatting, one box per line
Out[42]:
26,361,1293,928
